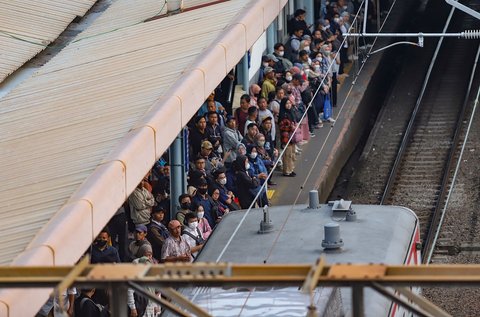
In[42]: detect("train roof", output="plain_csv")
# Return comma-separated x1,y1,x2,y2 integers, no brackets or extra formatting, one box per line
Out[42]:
197,203,419,265
173,203,420,317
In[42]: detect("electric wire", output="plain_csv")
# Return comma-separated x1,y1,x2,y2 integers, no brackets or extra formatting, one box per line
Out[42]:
425,43,480,264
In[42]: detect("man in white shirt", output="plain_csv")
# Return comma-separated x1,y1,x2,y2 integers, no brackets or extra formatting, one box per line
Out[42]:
181,212,205,259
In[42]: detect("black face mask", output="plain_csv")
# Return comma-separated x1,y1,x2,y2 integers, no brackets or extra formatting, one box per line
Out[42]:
197,187,208,195
181,202,191,210
94,239,107,248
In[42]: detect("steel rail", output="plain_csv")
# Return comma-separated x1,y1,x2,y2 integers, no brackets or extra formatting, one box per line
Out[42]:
380,6,456,205
424,43,480,263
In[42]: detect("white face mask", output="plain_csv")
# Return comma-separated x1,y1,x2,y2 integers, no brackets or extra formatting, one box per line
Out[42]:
278,51,285,57
246,163,251,170
314,65,321,71
258,140,265,147
218,178,227,185
263,62,269,68
197,212,204,219
304,48,311,53
305,69,310,75
188,221,198,230
286,75,292,81
307,57,312,64
250,152,258,159
317,57,323,62
334,18,340,23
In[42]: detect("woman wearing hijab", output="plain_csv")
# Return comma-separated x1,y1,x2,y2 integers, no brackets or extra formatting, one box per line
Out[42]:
246,145,269,207
233,155,261,209
278,98,297,177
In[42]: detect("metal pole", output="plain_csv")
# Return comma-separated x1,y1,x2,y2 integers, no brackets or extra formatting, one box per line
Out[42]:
110,283,128,317
362,0,369,34
295,0,305,11
170,132,185,221
267,23,275,53
305,0,314,28
349,32,468,37
242,53,249,91
288,0,295,15
352,286,364,317
376,0,381,31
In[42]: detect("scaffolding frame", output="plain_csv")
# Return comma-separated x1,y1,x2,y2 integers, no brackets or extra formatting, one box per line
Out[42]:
4,259,480,317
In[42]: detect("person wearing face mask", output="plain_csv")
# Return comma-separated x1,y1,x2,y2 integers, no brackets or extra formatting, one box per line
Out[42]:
273,43,293,71
245,145,269,207
195,204,212,239
246,145,268,180
284,71,293,83
192,177,216,228
255,132,277,186
318,19,337,43
176,193,193,225
91,228,121,264
181,212,206,259
213,169,239,211
209,187,230,223
257,55,272,86
233,155,261,209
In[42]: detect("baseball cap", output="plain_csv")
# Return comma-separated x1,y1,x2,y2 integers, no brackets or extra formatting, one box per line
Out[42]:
135,224,148,233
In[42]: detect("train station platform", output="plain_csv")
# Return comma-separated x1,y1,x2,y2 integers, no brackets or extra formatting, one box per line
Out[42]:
269,0,416,206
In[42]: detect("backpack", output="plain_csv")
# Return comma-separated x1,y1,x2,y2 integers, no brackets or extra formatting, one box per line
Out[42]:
284,37,297,61
127,292,148,317
301,86,313,106
183,228,206,246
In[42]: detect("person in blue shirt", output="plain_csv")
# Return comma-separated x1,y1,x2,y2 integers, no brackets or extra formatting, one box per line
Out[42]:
197,91,225,117
246,145,269,207
90,227,121,264
192,177,217,228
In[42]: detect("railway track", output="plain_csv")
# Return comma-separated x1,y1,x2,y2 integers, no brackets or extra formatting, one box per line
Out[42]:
380,11,480,263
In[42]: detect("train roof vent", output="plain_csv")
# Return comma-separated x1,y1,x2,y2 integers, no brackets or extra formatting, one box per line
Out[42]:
332,199,357,222
258,205,274,234
308,190,320,209
332,199,352,211
322,223,344,249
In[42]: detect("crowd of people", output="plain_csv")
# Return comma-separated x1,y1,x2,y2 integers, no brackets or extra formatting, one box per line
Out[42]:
35,2,367,316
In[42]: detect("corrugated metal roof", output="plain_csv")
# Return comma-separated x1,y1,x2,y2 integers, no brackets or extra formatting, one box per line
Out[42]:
0,0,96,82
76,0,214,40
0,0,245,267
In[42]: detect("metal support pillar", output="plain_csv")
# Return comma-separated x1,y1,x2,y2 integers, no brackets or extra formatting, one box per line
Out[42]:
288,0,295,15
304,0,314,28
273,18,278,44
376,0,381,31
320,0,327,19
242,53,249,91
267,23,275,53
110,283,128,317
352,286,364,317
295,0,305,11
362,0,368,34
277,9,284,41
170,131,186,221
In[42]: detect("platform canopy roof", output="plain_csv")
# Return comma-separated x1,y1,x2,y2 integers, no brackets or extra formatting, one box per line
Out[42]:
0,0,97,82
